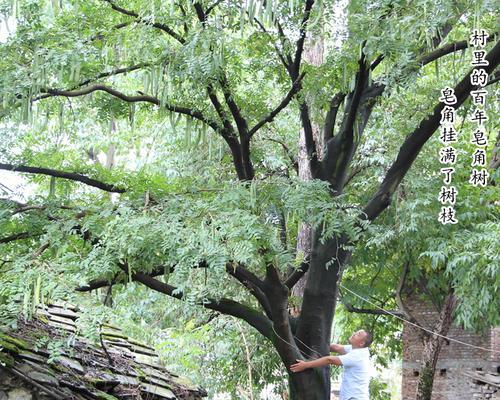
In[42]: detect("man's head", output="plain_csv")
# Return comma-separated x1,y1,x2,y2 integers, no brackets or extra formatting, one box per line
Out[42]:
348,329,373,348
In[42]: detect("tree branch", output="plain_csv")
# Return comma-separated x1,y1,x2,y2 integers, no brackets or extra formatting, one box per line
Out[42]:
102,0,185,44
206,85,235,134
262,263,302,365
193,1,207,24
342,49,369,135
323,92,346,142
205,84,251,180
226,263,272,319
370,54,384,71
78,260,273,320
0,231,40,244
298,100,320,177
205,0,224,16
262,137,298,173
0,163,126,193
486,68,500,87
219,75,249,139
34,63,150,101
395,260,421,325
75,263,210,291
87,21,132,43
76,277,117,292
251,16,291,69
420,34,497,66
118,263,273,339
322,49,369,189
192,1,254,179
248,72,305,138
343,164,371,187
284,262,310,290
192,2,248,137
41,85,221,132
359,35,497,119
291,0,315,78
363,40,500,222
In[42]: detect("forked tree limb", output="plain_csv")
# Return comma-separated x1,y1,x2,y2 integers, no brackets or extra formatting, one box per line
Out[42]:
102,0,185,44
284,262,310,290
248,72,306,138
363,40,500,222
77,259,273,319
117,263,273,339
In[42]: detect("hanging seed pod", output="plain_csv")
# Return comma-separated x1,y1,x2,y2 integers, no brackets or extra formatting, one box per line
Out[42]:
151,67,156,96
239,0,245,34
58,102,64,132
265,0,272,26
307,0,323,29
164,264,171,283
200,122,207,145
33,275,42,308
185,117,192,148
143,70,151,93
69,61,75,82
250,180,257,208
3,93,9,109
74,61,81,83
271,0,279,25
248,0,256,23
51,0,59,15
169,111,176,130
193,121,202,146
23,289,30,320
129,103,135,130
208,133,212,158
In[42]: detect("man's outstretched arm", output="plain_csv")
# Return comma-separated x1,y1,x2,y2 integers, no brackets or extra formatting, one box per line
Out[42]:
329,343,348,354
290,356,342,373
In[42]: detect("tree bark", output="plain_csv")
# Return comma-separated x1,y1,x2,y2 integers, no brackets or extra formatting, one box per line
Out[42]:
415,291,457,400
292,231,351,399
291,34,324,307
288,369,331,400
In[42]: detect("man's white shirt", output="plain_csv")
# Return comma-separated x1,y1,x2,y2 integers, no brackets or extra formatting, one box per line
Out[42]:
337,345,372,400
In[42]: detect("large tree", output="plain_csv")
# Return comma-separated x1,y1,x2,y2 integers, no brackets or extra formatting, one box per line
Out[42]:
0,1,498,399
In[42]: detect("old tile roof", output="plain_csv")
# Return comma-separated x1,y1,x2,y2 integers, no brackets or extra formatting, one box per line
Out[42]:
0,302,207,400
464,371,500,388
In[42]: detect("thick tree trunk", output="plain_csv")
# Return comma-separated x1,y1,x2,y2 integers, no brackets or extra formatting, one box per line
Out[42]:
289,369,331,400
291,35,324,305
292,123,313,305
415,291,457,400
290,231,351,399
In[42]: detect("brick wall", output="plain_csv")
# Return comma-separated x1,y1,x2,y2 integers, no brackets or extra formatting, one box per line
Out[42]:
401,295,499,400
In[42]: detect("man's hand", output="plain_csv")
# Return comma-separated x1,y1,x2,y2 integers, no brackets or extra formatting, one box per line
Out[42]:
290,359,309,373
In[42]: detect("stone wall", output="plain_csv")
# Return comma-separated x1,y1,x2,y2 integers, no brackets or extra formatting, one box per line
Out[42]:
0,368,52,400
401,295,499,400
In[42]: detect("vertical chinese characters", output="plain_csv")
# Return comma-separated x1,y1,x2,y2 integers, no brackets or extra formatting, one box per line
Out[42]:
468,29,490,188
437,87,458,224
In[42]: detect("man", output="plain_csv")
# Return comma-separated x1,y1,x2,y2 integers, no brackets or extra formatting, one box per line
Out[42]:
290,329,373,400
